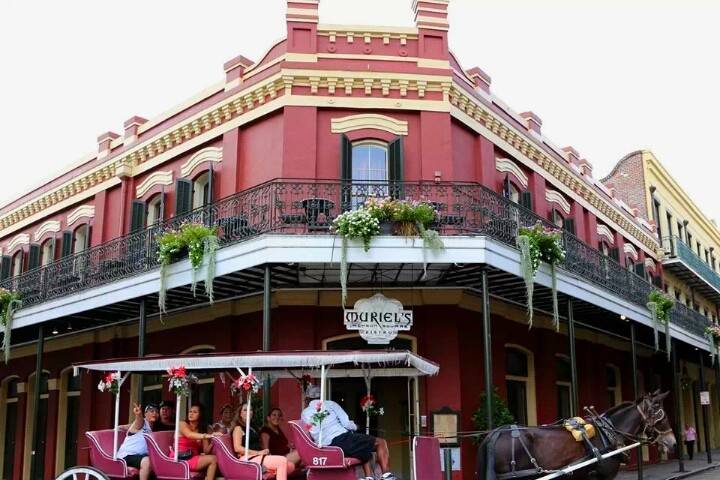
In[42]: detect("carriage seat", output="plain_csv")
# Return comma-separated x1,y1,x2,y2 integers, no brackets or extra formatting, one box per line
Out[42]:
143,431,204,480
211,434,267,480
289,421,361,480
85,429,140,479
413,436,441,480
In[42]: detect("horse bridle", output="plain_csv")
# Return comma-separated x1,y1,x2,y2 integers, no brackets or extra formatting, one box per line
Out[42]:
637,402,672,444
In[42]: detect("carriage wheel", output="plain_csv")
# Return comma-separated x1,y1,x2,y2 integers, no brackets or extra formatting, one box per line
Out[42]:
55,466,110,480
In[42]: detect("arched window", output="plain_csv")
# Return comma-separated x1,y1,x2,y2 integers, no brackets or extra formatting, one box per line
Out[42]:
352,142,388,183
24,371,49,480
40,239,55,267
192,172,211,210
11,251,23,277
146,195,164,227
551,210,564,229
73,225,89,255
599,241,610,256
555,355,572,419
505,346,537,426
504,182,520,204
0,378,19,479
606,365,621,407
55,369,82,471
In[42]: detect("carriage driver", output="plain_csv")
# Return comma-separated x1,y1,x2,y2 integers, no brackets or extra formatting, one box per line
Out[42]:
116,403,158,480
301,385,396,480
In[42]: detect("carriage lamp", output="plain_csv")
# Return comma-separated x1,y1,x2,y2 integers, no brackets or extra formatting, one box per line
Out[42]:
431,406,460,448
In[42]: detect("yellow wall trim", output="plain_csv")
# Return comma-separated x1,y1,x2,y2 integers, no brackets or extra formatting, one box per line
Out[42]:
7,233,29,252
33,221,61,242
67,205,95,227
495,157,529,189
546,189,571,215
180,147,223,178
624,243,639,261
597,225,615,245
136,171,174,198
331,114,408,136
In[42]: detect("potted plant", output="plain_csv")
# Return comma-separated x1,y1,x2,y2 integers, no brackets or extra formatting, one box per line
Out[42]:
704,324,720,365
0,288,21,364
647,290,674,360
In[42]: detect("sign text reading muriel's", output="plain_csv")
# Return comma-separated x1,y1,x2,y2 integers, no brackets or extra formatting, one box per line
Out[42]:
343,293,413,344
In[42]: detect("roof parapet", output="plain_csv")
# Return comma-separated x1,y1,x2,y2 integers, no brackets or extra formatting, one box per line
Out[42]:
466,67,491,93
123,116,148,146
286,0,319,54
519,111,542,136
224,55,254,91
97,132,120,159
412,0,450,60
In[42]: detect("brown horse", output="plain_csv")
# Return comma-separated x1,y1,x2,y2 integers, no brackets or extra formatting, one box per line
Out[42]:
476,391,676,480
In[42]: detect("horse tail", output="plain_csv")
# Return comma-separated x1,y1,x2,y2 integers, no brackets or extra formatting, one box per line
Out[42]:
475,427,505,480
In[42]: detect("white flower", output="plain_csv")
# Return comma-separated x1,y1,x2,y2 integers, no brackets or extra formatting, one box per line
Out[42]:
378,408,384,415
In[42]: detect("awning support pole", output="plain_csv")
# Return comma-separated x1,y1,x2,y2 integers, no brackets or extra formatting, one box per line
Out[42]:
174,394,181,461
263,265,271,420
481,270,493,430
30,325,44,479
568,299,579,417
245,367,253,460
630,322,643,480
699,350,712,464
113,373,129,460
671,339,685,473
137,299,146,403
319,364,326,446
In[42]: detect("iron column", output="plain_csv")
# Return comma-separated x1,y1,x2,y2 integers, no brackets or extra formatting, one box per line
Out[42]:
698,350,712,463
630,323,643,480
481,269,493,430
263,265,271,419
672,340,685,472
568,299,579,417
30,325,45,480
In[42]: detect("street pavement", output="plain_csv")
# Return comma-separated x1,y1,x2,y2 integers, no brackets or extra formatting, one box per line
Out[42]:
616,451,720,480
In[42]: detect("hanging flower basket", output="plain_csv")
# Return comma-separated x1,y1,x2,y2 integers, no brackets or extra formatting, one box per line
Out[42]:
0,288,21,364
517,222,565,330
309,401,330,427
360,394,384,417
167,365,198,397
647,290,674,361
704,324,720,365
231,373,261,395
97,371,122,395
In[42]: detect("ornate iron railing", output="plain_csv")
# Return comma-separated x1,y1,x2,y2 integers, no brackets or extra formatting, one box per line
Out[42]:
663,235,720,293
671,301,711,338
0,180,710,336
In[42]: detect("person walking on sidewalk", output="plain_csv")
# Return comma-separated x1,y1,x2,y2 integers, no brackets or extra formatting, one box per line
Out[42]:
684,424,697,460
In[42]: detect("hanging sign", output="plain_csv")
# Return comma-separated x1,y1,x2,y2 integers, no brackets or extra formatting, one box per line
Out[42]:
700,391,710,405
343,293,413,344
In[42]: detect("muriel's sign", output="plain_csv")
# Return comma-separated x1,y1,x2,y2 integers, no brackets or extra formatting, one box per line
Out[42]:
343,293,413,344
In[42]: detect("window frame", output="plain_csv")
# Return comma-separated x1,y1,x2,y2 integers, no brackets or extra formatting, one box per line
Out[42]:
504,344,537,426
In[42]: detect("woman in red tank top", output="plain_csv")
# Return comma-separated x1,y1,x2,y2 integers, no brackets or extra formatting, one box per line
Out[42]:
176,403,222,479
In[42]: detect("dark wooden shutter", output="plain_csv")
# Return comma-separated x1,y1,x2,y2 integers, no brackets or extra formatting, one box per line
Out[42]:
653,275,663,288
563,218,576,236
340,134,352,181
28,244,41,270
634,262,646,279
61,231,74,258
519,191,533,211
388,137,404,199
159,191,166,223
0,256,10,280
130,200,147,232
503,175,511,199
207,165,214,204
85,226,92,250
609,247,620,262
175,179,193,216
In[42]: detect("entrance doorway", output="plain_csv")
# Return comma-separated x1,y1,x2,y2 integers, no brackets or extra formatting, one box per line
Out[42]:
323,335,417,480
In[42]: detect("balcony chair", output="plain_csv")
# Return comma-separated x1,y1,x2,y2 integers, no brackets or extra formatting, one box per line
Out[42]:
210,434,264,480
85,429,139,479
412,436,442,480
288,421,362,480
143,431,204,480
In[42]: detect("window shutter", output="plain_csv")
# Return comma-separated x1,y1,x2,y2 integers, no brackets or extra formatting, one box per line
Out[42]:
520,191,533,211
609,247,620,262
85,226,93,250
61,231,74,258
0,256,10,280
130,200,147,232
206,165,214,205
563,218,576,236
503,175,511,199
175,179,193,216
340,134,352,181
388,136,404,199
634,262,646,279
28,244,41,270
653,275,663,288
159,191,166,223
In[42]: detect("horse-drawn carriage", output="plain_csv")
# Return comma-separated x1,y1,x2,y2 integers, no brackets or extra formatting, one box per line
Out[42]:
56,350,444,480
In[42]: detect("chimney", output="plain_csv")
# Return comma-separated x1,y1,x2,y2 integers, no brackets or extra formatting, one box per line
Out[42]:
97,131,120,159
286,0,319,54
224,55,254,91
412,0,450,59
519,112,542,135
562,146,581,165
123,116,147,146
466,67,491,93
578,158,593,177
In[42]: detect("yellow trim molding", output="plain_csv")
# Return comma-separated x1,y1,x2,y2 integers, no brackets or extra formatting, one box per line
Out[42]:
7,233,29,251
597,225,615,244
624,243,639,261
136,171,174,198
645,257,656,272
67,205,95,227
33,221,61,242
545,189,571,215
495,157,529,189
331,114,408,136
180,147,223,178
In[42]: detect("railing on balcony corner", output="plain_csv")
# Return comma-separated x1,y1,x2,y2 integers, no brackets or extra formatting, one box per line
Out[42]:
671,302,711,338
663,235,720,293
0,179,710,337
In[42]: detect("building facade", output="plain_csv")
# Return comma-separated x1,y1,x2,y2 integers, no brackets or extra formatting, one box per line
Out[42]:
0,2,718,479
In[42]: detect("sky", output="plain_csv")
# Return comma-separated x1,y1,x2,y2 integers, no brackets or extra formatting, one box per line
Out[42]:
0,0,719,222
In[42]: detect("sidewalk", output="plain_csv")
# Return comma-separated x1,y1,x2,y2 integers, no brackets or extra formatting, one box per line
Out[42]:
617,450,720,480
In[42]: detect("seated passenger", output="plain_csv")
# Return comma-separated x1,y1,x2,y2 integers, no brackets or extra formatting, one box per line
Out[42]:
260,407,302,467
154,400,175,431
116,403,157,480
301,385,395,480
232,402,295,480
176,403,222,480
212,403,234,434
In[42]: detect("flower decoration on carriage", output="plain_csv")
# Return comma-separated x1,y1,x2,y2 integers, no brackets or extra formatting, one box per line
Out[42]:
360,394,384,416
297,374,313,392
309,401,330,427
167,365,198,397
97,371,122,395
231,372,261,395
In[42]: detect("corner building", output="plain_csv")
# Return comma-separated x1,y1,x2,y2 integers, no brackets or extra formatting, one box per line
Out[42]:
0,2,717,479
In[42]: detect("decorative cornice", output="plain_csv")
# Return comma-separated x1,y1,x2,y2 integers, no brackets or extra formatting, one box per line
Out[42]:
624,243,639,261
136,171,174,198
67,205,95,227
33,221,61,242
180,147,223,178
645,258,656,272
331,114,408,136
597,225,615,245
495,157,528,189
7,233,29,252
545,189,571,215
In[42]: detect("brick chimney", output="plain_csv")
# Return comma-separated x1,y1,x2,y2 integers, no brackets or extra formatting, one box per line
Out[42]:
466,67,491,93
123,116,147,146
286,0,319,54
412,0,450,59
224,55,254,91
97,131,120,159
520,112,542,135
562,146,581,165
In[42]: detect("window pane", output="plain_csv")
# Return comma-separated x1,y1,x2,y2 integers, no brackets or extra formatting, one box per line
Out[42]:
556,358,571,383
67,372,82,392
606,366,617,387
506,348,528,377
506,380,527,425
557,385,571,419
351,145,387,182
6,380,18,398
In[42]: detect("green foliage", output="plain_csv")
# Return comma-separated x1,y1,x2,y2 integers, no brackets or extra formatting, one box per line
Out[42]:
0,288,21,364
472,389,515,432
332,209,380,252
647,290,674,323
518,222,565,269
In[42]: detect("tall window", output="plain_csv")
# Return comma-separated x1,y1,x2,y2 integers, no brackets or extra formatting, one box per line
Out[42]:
57,370,82,470
551,210,564,229
73,225,89,254
606,365,621,407
40,240,54,266
11,251,22,277
352,142,388,183
1,378,19,480
556,356,572,420
25,372,49,480
192,172,211,210
147,195,164,227
505,347,529,425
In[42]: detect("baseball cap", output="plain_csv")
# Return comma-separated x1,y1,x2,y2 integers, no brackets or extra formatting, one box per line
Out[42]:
144,403,159,413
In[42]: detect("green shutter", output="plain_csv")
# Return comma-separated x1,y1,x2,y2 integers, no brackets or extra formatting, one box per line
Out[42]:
207,166,214,204
503,175,511,199
609,247,620,262
563,218,576,236
28,244,41,270
130,200,147,232
61,231,74,258
520,191,533,211
0,256,10,280
340,134,352,209
634,262,646,279
175,179,193,216
388,136,404,199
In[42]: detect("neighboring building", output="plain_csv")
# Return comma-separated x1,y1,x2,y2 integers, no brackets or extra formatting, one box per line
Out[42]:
0,2,715,479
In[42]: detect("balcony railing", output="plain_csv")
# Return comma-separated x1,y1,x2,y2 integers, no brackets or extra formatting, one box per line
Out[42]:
0,180,709,336
663,235,720,294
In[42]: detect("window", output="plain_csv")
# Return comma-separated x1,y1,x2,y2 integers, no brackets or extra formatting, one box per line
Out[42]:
505,347,532,425
73,225,89,255
551,210,564,229
192,172,211,210
556,356,572,420
506,183,520,204
56,370,82,471
677,222,684,242
653,200,662,239
606,365,621,407
599,241,610,256
40,240,54,266
1,378,19,479
687,231,693,248
147,195,164,226
11,251,22,277
25,372,49,480
352,142,388,183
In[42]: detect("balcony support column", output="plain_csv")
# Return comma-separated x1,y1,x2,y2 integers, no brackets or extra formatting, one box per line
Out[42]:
263,265,272,419
698,351,712,463
672,340,685,473
630,322,643,480
568,299,579,417
481,269,493,430
30,325,44,480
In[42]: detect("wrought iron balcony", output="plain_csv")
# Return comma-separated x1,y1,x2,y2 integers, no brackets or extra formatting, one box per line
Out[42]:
0,180,709,337
662,236,720,303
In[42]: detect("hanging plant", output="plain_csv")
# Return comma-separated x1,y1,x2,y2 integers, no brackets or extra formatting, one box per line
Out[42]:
360,394,384,417
0,288,21,364
647,290,674,361
97,371,122,395
231,372,261,395
157,223,219,314
516,223,565,330
167,365,198,397
704,324,720,365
